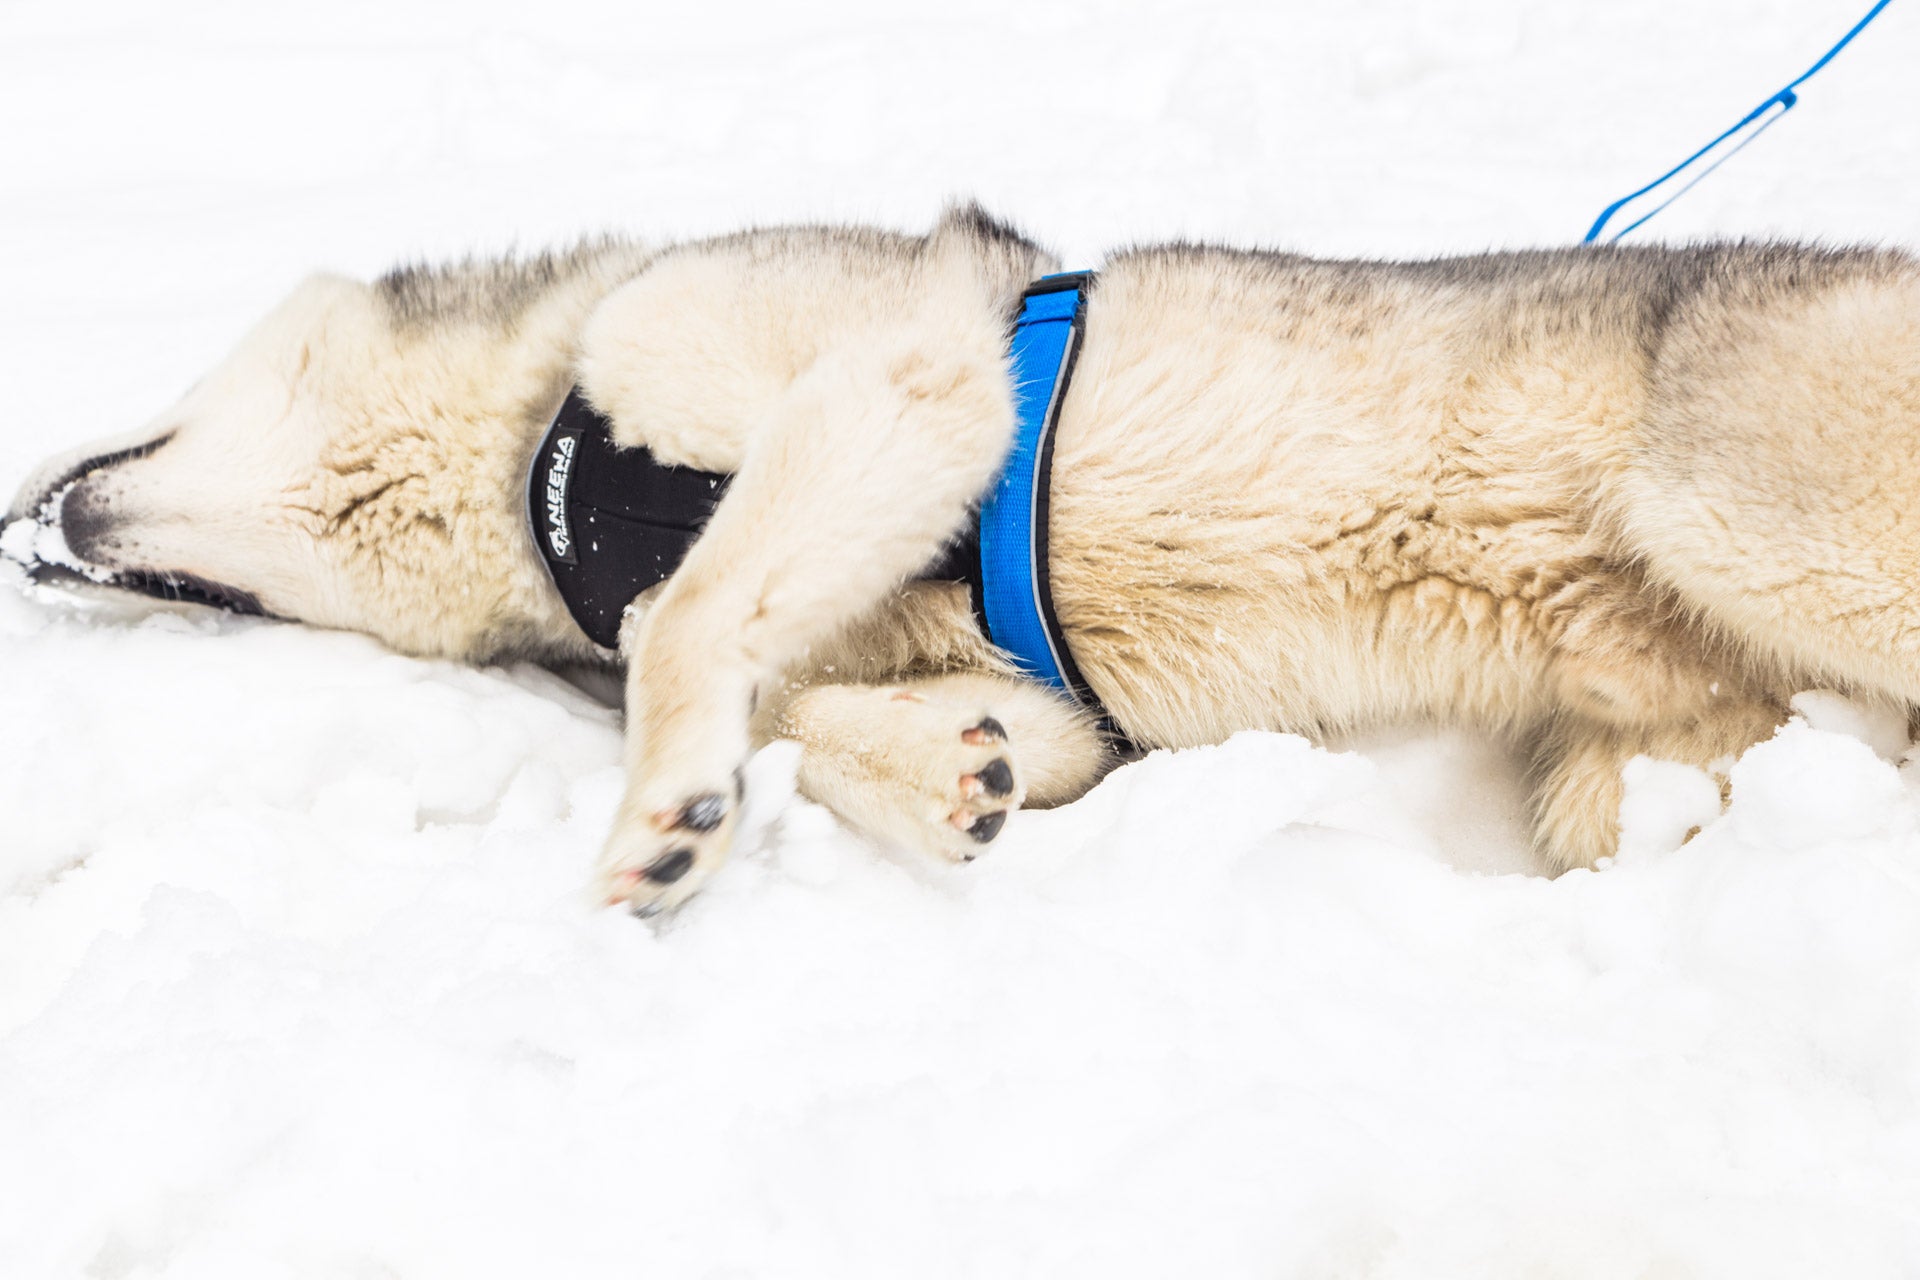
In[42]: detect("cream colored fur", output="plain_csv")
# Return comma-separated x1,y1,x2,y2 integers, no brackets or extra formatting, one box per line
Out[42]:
9,209,1920,914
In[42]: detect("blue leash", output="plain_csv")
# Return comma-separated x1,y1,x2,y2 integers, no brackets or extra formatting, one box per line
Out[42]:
1584,0,1894,243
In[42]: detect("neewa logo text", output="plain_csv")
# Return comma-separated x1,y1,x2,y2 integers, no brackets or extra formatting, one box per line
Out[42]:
545,433,578,562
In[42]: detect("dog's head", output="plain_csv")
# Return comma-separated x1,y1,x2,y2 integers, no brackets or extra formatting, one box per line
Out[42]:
4,250,644,665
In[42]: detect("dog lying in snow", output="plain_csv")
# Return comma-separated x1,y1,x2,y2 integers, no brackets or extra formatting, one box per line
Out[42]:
8,204,1919,913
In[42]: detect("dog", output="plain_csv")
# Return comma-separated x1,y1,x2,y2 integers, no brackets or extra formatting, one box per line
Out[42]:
8,203,1919,914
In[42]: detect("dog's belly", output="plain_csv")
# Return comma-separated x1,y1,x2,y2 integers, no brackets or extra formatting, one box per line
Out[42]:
1045,248,1692,747
1046,487,1616,747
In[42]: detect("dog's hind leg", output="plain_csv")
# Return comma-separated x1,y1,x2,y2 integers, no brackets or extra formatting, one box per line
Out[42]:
1527,695,1787,873
760,672,1112,862
593,335,1020,915
1610,263,1920,702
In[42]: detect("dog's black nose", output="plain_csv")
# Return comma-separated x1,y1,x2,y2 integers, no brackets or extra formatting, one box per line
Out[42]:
59,479,116,562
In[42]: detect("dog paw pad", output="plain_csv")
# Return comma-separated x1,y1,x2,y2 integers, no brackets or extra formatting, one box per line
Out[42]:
971,758,1014,798
949,807,1008,843
680,793,728,832
655,791,730,833
644,848,697,884
601,775,746,916
961,717,1006,745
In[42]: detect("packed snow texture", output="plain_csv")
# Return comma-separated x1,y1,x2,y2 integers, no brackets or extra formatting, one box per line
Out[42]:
5,0,1920,1275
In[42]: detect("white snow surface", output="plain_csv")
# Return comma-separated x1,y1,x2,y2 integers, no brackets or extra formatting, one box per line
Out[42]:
5,0,1920,1274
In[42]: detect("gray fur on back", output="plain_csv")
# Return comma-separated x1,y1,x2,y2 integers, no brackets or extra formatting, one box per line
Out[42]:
374,237,654,332
1110,238,1911,363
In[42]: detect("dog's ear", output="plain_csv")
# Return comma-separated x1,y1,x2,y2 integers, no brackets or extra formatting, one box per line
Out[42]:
932,198,1026,247
929,199,1056,309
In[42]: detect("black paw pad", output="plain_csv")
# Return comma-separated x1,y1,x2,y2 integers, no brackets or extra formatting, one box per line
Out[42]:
975,758,1014,798
644,848,696,884
969,810,1007,844
964,717,1007,744
678,793,728,832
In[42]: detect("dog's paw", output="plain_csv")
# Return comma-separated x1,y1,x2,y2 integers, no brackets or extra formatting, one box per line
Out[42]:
939,714,1022,860
595,775,742,917
788,686,1028,864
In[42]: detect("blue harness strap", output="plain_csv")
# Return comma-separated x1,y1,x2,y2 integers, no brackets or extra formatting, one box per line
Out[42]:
975,272,1100,709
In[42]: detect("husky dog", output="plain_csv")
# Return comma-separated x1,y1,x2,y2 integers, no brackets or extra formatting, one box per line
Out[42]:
8,204,1919,913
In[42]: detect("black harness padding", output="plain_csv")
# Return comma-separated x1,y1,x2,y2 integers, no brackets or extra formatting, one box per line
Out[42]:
529,389,980,650
527,390,732,649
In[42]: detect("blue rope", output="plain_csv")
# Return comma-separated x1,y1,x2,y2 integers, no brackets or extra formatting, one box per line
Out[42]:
1584,0,1894,243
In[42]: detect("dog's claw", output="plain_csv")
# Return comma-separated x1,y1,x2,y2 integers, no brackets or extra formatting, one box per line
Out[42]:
607,868,644,906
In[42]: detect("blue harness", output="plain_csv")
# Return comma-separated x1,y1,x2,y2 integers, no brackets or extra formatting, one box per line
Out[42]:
527,271,1110,726
973,271,1099,707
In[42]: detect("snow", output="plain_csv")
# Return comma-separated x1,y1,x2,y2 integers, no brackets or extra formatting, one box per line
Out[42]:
4,0,1920,1274
2,484,108,580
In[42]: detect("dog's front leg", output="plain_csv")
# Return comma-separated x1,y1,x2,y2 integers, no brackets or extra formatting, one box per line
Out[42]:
596,340,1017,914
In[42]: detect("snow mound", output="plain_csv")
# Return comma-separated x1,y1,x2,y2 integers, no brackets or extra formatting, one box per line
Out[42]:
5,586,1920,1276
